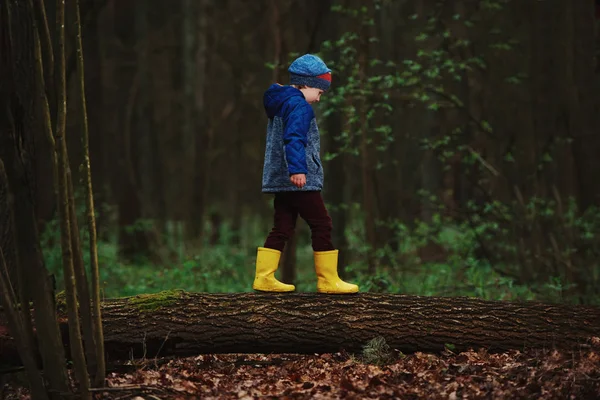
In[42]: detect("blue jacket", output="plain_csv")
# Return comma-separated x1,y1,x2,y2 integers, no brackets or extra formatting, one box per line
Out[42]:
261,84,324,193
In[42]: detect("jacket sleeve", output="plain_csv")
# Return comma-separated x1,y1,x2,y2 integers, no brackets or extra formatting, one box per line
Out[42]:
282,101,313,175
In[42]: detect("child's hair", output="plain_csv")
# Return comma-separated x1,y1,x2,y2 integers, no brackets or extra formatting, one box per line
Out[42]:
291,84,308,90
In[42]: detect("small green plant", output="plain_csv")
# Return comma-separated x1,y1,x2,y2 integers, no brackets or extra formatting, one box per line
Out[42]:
361,336,392,366
445,343,456,352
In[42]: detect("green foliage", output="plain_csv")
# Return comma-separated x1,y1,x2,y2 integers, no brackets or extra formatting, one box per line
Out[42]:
39,188,600,304
319,0,514,166
43,224,253,297
342,193,600,305
41,198,322,297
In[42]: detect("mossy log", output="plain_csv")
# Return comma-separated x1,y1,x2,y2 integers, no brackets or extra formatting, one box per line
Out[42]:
1,291,599,365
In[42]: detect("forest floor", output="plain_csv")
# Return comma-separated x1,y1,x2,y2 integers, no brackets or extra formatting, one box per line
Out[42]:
2,346,600,399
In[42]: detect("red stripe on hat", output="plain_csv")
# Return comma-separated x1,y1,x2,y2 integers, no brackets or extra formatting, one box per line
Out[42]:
317,72,332,82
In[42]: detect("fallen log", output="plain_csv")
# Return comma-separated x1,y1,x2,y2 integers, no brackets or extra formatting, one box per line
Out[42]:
1,291,599,365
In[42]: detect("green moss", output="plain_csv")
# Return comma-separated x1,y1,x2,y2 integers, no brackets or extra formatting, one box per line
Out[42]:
128,289,186,312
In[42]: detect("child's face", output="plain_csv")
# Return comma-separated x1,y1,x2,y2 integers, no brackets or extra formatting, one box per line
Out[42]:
300,87,324,104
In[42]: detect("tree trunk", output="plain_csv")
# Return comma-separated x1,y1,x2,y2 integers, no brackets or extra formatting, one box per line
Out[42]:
0,161,49,400
67,166,97,380
229,70,244,247
81,0,108,237
370,1,404,263
1,0,71,396
2,292,599,364
568,1,600,300
31,0,56,234
0,253,48,400
188,0,210,244
270,0,282,82
54,0,90,397
181,0,197,231
134,0,164,264
322,3,349,274
74,0,105,386
357,2,378,274
113,1,151,262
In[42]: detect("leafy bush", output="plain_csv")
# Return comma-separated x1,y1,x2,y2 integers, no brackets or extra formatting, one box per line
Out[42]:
342,193,600,305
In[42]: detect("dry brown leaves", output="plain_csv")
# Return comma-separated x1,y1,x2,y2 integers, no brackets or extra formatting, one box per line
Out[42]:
3,344,600,399
97,342,600,400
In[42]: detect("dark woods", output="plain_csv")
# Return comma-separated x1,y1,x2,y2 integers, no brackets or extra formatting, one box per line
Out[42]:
1,0,104,398
0,0,599,397
76,0,600,303
4,0,600,302
1,0,600,312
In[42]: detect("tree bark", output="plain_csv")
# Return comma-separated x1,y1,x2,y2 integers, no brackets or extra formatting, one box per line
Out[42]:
181,0,197,228
0,161,49,400
54,0,91,397
133,0,164,264
322,7,349,274
0,249,48,400
2,292,599,364
357,1,378,274
74,0,105,386
114,1,152,262
66,166,97,380
1,0,71,396
188,0,210,244
81,0,109,240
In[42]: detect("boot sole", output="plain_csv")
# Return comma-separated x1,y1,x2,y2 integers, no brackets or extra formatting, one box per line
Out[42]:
252,287,295,293
317,289,359,294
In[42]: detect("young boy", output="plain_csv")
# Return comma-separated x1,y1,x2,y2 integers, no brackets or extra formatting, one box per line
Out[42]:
252,54,359,294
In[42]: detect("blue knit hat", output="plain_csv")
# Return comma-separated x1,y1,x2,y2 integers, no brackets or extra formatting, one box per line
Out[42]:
288,54,332,91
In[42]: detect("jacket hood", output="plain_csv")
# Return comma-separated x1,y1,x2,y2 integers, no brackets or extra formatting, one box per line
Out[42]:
263,84,304,119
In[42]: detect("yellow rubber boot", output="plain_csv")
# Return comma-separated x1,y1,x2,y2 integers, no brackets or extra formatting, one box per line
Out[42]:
314,250,359,294
252,247,295,292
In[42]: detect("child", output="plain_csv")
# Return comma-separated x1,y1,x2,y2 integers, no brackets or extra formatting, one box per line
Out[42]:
252,54,359,294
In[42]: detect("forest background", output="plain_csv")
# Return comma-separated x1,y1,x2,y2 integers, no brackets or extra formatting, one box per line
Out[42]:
7,0,600,305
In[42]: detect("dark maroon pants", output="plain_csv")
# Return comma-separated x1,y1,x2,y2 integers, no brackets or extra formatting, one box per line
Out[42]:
264,191,334,252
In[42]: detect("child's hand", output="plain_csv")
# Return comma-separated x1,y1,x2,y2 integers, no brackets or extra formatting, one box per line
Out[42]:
290,174,306,188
